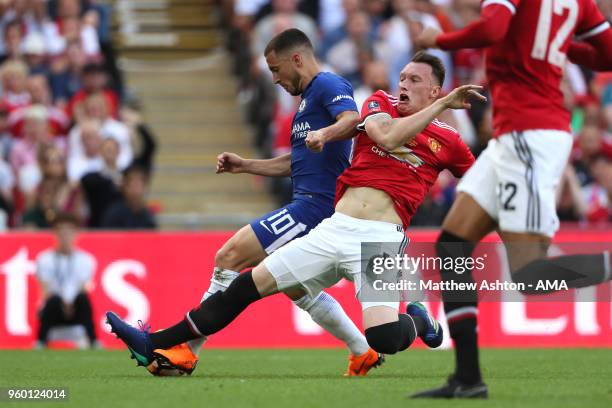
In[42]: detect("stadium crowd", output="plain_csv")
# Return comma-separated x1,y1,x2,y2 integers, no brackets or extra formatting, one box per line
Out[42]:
0,0,157,231
221,0,612,227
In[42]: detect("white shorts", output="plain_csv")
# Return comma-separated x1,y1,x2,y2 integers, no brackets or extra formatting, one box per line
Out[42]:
264,212,408,310
457,130,573,237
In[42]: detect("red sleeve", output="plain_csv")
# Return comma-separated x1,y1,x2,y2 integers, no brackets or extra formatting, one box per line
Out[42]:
356,92,393,131
576,0,607,36
568,28,612,71
568,1,612,71
448,136,475,178
436,2,515,50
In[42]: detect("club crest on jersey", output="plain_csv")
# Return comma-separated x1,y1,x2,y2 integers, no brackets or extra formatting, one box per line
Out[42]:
428,137,441,154
298,99,307,112
367,101,380,112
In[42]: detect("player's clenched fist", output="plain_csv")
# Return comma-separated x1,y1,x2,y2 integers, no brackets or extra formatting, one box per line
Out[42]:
305,130,326,152
415,27,441,50
216,152,245,173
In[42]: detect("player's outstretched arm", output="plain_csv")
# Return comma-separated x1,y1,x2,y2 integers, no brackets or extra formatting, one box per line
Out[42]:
216,152,291,177
365,85,486,151
416,4,512,50
568,28,612,71
305,110,360,152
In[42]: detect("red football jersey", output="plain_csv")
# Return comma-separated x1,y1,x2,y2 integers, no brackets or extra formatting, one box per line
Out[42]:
483,0,607,135
335,91,475,228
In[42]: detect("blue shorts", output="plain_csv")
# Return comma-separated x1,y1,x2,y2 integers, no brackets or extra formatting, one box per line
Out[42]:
250,194,334,254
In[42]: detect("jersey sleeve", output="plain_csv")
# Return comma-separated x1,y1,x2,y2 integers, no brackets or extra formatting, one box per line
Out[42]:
319,74,358,119
356,92,393,132
481,0,519,14
437,2,515,50
575,0,609,40
448,136,476,178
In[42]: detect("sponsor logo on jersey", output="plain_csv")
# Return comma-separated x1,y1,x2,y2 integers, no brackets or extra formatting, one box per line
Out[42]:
428,137,441,154
390,146,424,167
332,94,354,103
298,99,307,112
371,145,424,168
291,121,311,139
367,101,380,112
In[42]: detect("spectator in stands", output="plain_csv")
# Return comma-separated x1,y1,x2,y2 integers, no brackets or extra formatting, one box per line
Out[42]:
0,145,14,230
9,74,71,138
603,81,612,131
49,40,87,107
22,33,48,75
22,177,60,228
22,143,81,224
354,60,391,109
382,0,451,91
69,92,132,168
591,154,612,221
67,118,104,182
35,212,98,348
100,164,156,229
1,59,31,112
363,0,390,32
120,104,157,175
68,63,119,120
572,124,612,185
325,11,384,86
80,105,157,229
319,0,363,59
10,105,58,191
0,102,12,158
251,0,318,57
43,0,100,59
2,19,25,61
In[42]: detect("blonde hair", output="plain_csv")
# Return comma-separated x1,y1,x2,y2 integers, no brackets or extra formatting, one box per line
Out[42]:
0,59,29,80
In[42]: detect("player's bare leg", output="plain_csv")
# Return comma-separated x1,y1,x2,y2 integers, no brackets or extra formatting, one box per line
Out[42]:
152,224,375,376
412,193,494,398
441,193,497,242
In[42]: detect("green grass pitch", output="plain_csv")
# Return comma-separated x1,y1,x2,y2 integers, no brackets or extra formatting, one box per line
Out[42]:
1,348,611,407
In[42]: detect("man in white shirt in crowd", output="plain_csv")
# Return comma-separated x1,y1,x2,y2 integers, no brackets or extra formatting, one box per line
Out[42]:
35,213,98,348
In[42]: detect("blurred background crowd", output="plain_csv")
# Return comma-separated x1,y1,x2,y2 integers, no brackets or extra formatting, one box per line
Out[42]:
1,0,610,231
0,0,157,231
221,0,612,227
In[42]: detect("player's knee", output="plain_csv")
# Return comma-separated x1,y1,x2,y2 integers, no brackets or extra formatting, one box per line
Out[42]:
364,322,401,355
215,243,242,270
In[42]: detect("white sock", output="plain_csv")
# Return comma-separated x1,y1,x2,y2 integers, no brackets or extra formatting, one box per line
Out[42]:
187,267,240,354
294,292,369,356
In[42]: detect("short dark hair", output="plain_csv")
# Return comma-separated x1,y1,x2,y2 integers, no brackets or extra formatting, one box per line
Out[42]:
82,63,106,76
52,212,80,228
264,28,313,56
122,163,150,181
411,51,445,86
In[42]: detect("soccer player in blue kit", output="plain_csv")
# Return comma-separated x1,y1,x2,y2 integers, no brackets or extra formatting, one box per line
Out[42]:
147,29,384,377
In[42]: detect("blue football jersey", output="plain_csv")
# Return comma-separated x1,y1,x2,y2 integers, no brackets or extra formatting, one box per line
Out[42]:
290,72,357,201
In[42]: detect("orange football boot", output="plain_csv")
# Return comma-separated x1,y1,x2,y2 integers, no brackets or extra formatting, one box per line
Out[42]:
147,342,199,376
344,348,385,376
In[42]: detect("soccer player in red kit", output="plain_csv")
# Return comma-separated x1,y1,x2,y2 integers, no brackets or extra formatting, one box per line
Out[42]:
413,0,612,398
105,52,487,374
